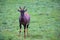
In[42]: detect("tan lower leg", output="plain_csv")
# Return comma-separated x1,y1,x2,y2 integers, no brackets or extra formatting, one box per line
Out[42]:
24,28,27,38
19,29,21,35
27,28,28,36
20,29,21,32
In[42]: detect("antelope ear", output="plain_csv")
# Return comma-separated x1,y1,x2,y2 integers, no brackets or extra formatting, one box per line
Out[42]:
18,10,20,12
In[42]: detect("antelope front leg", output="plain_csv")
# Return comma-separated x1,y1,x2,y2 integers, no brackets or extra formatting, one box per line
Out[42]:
27,24,29,36
19,24,22,33
19,24,22,36
24,25,27,38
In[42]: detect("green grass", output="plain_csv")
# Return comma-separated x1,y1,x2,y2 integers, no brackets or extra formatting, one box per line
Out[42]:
0,0,60,40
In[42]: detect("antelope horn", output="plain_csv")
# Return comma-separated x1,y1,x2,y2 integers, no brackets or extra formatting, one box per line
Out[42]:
23,6,25,9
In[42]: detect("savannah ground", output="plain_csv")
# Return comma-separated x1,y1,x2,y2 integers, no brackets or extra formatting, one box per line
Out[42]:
0,0,60,40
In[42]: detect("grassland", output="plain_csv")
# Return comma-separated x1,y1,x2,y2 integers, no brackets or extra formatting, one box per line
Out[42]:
0,0,60,40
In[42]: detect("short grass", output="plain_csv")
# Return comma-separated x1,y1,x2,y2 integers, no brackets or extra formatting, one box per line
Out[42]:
0,0,60,40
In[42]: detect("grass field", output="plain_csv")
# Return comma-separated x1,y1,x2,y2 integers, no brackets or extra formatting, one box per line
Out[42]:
0,0,60,40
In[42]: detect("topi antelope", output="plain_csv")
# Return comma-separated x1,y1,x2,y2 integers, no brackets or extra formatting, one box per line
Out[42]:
18,6,30,38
